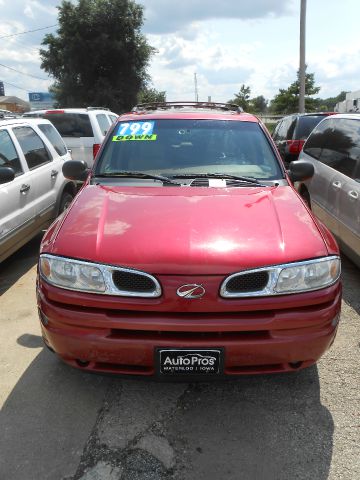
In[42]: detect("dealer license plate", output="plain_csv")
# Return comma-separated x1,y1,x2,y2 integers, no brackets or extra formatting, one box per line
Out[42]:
157,348,223,375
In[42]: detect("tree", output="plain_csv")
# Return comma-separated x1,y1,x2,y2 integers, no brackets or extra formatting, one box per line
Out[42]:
317,91,348,111
269,69,321,114
137,87,166,104
228,84,251,110
248,95,268,114
40,0,155,113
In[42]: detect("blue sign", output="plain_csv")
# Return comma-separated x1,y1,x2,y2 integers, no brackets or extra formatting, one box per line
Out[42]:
29,92,53,102
28,92,55,110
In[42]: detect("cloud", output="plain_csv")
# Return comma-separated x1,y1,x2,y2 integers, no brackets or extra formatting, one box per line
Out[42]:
308,45,360,97
24,5,35,19
141,0,292,33
0,47,40,64
24,0,58,17
199,66,253,86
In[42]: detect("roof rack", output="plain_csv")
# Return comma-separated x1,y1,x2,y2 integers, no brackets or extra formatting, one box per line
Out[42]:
87,106,110,111
132,101,244,114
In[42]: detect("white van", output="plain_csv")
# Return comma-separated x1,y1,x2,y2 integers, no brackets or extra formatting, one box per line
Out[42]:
23,107,118,167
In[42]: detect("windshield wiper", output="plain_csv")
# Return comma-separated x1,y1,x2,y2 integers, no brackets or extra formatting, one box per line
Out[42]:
171,173,268,186
94,171,182,186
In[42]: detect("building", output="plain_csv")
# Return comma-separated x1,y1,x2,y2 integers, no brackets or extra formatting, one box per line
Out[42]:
0,96,30,113
335,90,360,113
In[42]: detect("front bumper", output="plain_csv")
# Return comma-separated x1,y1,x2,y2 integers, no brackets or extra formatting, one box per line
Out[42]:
37,278,342,377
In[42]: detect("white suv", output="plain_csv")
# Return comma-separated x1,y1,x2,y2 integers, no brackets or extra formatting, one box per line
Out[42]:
0,118,76,262
23,107,118,167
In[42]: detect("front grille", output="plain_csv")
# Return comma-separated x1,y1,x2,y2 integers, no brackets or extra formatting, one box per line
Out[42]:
108,329,271,341
112,270,158,294
225,271,269,293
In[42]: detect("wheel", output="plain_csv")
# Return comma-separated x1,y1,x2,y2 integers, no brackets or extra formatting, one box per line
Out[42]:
58,192,74,215
301,189,311,209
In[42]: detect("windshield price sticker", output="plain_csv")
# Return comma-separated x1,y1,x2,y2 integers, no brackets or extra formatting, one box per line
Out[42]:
113,134,157,142
113,121,156,141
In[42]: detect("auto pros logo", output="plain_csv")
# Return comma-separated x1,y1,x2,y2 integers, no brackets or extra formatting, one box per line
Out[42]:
159,350,221,375
176,284,205,299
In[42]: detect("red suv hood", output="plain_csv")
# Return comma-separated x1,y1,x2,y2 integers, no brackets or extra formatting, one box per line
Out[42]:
48,185,328,275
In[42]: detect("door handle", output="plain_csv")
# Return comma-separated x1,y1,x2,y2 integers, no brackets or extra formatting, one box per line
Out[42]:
348,190,359,200
20,184,30,193
332,180,342,189
51,170,59,178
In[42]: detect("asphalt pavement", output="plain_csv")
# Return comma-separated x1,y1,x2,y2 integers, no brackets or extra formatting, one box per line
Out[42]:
0,235,359,480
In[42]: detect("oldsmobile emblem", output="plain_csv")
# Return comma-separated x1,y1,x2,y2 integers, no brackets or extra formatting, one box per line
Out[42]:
176,284,205,299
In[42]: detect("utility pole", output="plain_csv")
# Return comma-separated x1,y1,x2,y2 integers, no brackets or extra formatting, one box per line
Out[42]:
299,0,306,113
194,73,199,102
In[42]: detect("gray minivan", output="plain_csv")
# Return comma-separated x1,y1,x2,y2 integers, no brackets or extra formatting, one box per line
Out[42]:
297,113,360,267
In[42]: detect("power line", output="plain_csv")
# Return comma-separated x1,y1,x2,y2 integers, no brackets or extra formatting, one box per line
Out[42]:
0,24,58,40
0,63,48,81
2,33,43,55
1,80,31,93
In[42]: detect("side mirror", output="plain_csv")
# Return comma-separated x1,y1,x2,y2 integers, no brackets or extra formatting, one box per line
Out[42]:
62,160,89,181
0,166,15,184
287,160,314,183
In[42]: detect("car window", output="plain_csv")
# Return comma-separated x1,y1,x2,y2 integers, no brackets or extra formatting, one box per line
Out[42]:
272,121,282,140
295,116,328,140
0,130,23,175
352,160,360,183
287,118,296,139
43,113,93,137
109,114,118,123
96,119,282,180
303,118,360,178
274,116,294,141
38,123,68,156
13,126,52,170
96,114,111,136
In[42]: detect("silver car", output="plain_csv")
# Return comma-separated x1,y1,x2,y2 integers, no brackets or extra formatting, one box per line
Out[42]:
0,118,76,262
297,113,360,267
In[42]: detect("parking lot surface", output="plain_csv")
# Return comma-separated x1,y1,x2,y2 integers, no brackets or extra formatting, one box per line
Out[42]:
0,236,359,480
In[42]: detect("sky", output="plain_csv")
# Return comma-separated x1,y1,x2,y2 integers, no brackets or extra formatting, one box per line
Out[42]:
0,0,359,105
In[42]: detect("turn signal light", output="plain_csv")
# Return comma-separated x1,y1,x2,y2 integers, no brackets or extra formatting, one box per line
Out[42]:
286,139,305,155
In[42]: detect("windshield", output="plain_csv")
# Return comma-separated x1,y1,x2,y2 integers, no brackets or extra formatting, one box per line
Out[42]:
96,119,282,180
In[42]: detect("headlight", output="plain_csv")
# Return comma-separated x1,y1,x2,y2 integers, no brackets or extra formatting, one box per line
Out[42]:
275,257,340,293
220,256,340,297
40,256,106,292
39,254,161,297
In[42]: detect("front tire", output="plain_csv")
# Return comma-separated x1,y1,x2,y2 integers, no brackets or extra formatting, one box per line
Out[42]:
301,189,311,209
58,192,74,215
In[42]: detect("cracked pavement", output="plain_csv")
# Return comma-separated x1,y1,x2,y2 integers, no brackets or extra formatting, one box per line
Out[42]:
0,235,359,479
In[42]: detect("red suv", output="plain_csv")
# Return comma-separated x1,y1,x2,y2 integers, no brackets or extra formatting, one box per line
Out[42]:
37,102,341,378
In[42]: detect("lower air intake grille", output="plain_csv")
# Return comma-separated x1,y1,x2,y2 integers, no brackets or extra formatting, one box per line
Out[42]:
225,271,269,293
112,270,158,294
